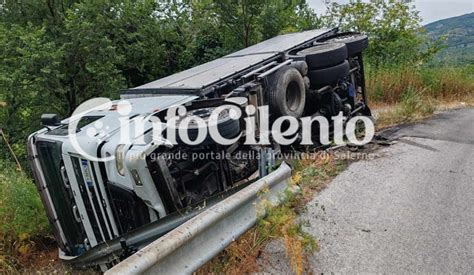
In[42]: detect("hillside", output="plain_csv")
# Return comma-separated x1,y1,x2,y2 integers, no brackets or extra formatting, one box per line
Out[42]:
424,12,474,65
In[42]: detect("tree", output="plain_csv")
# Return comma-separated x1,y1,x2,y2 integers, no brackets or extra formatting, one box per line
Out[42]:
0,0,199,160
179,0,231,67
0,0,76,26
211,0,267,48
0,0,320,162
294,1,322,31
259,0,321,39
0,23,63,159
210,0,320,48
321,0,439,66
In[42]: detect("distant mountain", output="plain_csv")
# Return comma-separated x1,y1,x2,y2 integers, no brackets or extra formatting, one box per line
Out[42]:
424,12,474,65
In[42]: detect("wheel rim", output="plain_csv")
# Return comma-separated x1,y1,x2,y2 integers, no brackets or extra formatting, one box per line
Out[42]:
286,81,301,112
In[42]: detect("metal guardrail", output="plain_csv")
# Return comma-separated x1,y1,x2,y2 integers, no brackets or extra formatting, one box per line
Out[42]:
106,162,293,274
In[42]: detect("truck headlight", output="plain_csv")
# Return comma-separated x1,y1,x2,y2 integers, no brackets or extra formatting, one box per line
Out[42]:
116,144,126,176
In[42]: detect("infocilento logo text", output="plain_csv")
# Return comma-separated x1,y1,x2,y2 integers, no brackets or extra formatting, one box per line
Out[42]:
68,98,375,162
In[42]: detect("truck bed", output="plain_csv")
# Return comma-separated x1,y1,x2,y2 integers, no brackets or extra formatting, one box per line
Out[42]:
123,28,333,97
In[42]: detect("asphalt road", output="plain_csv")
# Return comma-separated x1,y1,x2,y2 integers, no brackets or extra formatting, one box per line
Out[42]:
259,108,474,273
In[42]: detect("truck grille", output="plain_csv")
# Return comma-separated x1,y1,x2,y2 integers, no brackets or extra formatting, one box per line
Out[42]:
70,157,115,243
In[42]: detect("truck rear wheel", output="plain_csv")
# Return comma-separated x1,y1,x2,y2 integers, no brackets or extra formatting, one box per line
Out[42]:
319,32,368,56
295,43,348,69
268,67,306,118
307,60,350,88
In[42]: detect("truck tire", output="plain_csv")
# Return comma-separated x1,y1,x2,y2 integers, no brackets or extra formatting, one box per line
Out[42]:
303,76,310,91
174,107,241,145
320,33,368,56
290,61,308,76
268,67,306,118
307,60,350,88
296,43,348,69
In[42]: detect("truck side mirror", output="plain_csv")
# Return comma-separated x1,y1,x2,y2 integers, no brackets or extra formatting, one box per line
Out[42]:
41,114,61,127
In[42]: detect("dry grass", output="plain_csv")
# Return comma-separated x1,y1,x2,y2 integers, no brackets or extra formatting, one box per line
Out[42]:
374,101,474,129
367,65,474,105
198,152,346,275
366,65,474,128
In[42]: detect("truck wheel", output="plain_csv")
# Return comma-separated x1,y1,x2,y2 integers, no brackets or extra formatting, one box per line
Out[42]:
290,61,308,76
307,60,350,88
295,43,348,69
320,33,368,56
269,67,306,118
303,76,310,91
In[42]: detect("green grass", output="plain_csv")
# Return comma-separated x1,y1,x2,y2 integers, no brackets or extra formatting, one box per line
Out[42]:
367,64,474,105
395,87,435,119
0,160,50,272
366,64,474,127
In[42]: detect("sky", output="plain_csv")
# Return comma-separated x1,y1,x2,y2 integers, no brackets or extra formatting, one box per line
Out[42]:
308,0,474,24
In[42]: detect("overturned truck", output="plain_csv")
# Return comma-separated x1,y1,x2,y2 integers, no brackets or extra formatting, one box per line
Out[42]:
27,28,371,269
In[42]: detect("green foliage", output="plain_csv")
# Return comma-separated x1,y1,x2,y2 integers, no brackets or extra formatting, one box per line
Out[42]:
256,188,317,274
0,160,50,241
176,0,231,67
321,0,441,66
0,160,50,272
210,0,320,49
258,0,321,40
0,23,63,159
396,87,434,119
0,1,182,160
0,0,320,162
0,0,76,26
212,0,267,48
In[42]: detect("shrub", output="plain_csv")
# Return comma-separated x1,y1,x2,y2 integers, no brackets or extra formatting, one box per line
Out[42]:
0,161,50,270
321,0,441,67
